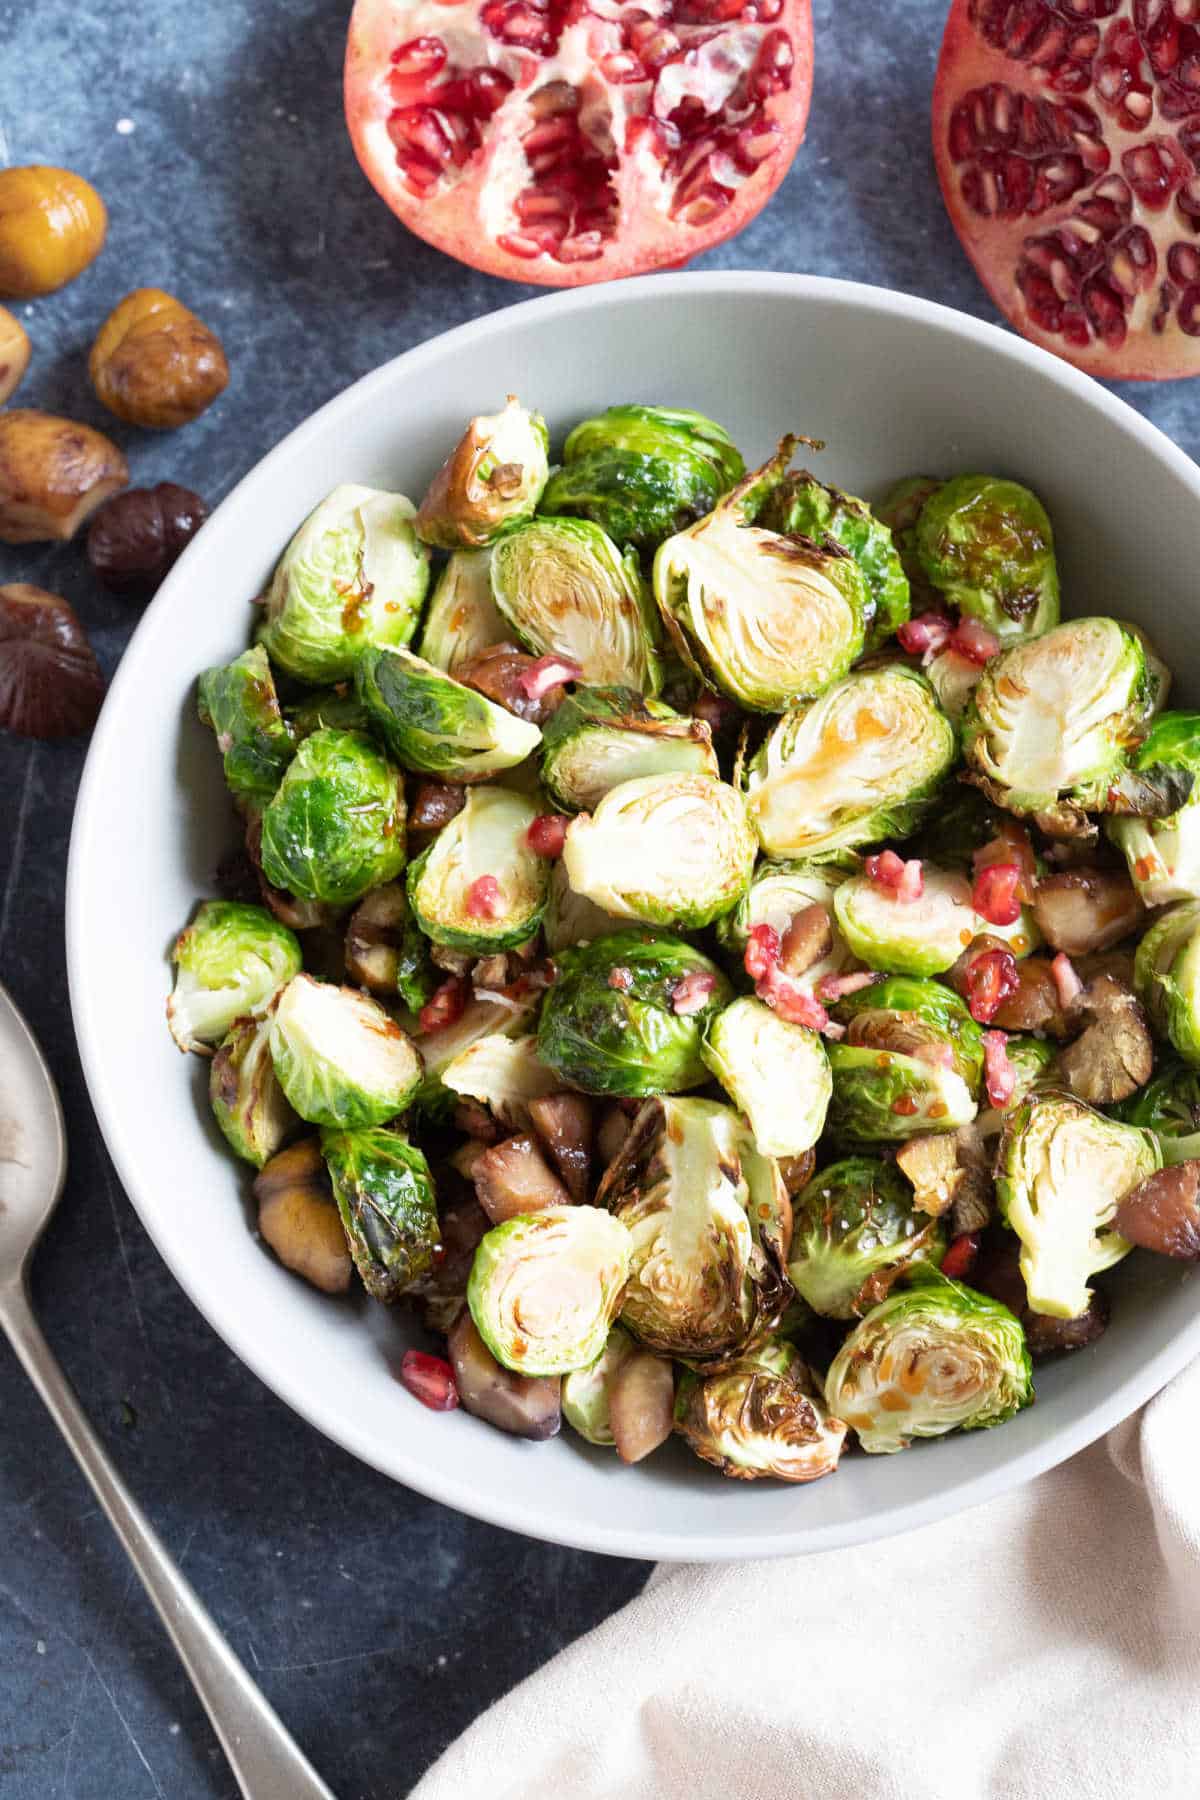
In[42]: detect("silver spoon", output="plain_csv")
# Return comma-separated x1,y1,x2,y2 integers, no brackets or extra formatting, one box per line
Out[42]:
0,981,336,1800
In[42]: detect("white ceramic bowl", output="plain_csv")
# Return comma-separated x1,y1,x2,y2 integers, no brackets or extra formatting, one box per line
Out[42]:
68,274,1200,1562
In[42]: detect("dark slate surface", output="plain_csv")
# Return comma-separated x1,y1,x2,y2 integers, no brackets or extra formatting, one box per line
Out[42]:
1,1,1197,1794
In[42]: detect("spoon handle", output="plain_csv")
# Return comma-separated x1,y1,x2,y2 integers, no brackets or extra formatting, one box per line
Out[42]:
0,1276,337,1800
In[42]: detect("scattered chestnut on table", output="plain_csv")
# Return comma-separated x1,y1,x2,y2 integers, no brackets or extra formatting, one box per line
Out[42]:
0,306,31,404
87,482,208,597
0,409,128,544
0,584,104,739
0,166,107,300
89,287,229,429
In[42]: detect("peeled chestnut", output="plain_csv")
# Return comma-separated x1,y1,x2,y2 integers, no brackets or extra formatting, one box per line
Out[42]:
0,166,107,300
89,288,228,429
87,482,208,596
0,409,128,544
0,306,30,404
0,584,104,738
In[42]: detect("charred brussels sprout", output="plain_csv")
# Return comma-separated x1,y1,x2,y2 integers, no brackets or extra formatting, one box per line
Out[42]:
1108,712,1200,906
543,858,625,953
467,1206,632,1376
1113,1057,1200,1165
490,516,660,692
285,685,369,742
701,997,832,1158
268,975,423,1128
715,859,858,995
787,1156,944,1318
540,686,717,812
415,397,549,548
257,485,429,682
439,1034,558,1131
1133,900,1200,1066
826,976,984,1144
563,773,756,931
833,863,1036,977
877,475,943,605
197,645,294,812
744,666,956,859
915,474,1059,641
406,785,548,952
537,931,731,1097
209,1013,299,1167
321,1125,439,1300
561,1322,635,1445
415,550,508,676
674,1337,847,1482
758,471,910,653
355,645,540,781
825,1280,1033,1454
997,1092,1160,1318
167,901,301,1053
259,729,406,907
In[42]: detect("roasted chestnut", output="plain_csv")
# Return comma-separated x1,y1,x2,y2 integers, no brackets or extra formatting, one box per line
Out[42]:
0,166,107,299
0,584,104,738
0,305,30,404
89,288,229,429
87,482,208,596
0,409,128,544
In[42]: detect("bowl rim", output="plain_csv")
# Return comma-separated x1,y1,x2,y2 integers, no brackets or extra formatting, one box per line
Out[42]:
66,271,1200,1562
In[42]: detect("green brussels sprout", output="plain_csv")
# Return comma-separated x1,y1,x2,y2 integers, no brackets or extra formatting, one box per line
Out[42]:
540,685,718,813
674,1337,847,1482
715,858,859,995
836,973,985,1081
539,403,744,552
259,729,406,908
268,974,423,1128
562,772,756,931
825,1279,1033,1454
825,974,984,1144
542,857,626,953
758,471,910,653
1134,900,1200,1067
832,863,1037,977
415,549,508,676
413,991,540,1104
597,1095,791,1363
355,645,541,782
490,516,660,692
923,646,984,725
997,1091,1160,1318
1108,711,1200,906
1113,1057,1200,1165
653,439,868,713
415,397,549,549
167,901,302,1054
744,666,956,858
440,1033,558,1130
701,996,832,1158
209,1013,300,1167
915,474,1059,642
197,645,295,812
561,1322,636,1445
406,785,548,952
321,1125,439,1300
538,930,731,1097
978,1033,1057,1135
257,484,429,683
467,1206,632,1375
911,784,1003,866
285,685,370,742
876,475,943,606
787,1156,945,1318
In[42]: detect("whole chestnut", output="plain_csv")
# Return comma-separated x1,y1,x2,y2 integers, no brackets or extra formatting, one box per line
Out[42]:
0,166,107,300
0,409,128,544
87,483,208,596
0,584,104,738
0,306,31,404
89,288,229,429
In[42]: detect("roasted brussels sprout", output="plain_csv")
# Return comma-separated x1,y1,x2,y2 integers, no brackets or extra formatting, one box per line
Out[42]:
268,974,423,1128
674,1337,847,1482
701,996,832,1158
355,645,540,781
540,686,717,812
197,645,294,812
825,1279,1033,1453
788,1156,945,1318
561,1322,636,1445
259,729,406,908
1134,900,1200,1066
597,1095,791,1364
537,931,731,1097
1108,712,1200,906
833,863,1035,978
257,485,429,683
406,785,548,952
167,901,301,1054
744,666,955,858
1113,1056,1200,1165
490,516,660,692
285,684,369,742
758,471,910,653
539,403,744,552
209,1012,299,1168
543,858,625,953
653,440,868,712
415,549,508,676
415,397,549,548
876,475,942,607
923,647,984,725
321,1125,439,1300
826,974,983,1144
915,474,1059,641
563,773,756,931
467,1206,632,1375
715,859,858,995
439,1033,558,1131
997,1091,1160,1318
344,881,435,1012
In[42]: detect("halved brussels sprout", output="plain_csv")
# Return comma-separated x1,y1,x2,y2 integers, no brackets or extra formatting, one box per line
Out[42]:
258,729,406,908
674,1337,847,1482
562,773,756,931
787,1156,945,1318
537,931,731,1097
997,1091,1160,1318
268,974,423,1128
543,858,627,953
321,1125,439,1301
415,397,549,548
744,666,956,858
833,863,1036,977
977,1032,1057,1138
539,403,744,551
758,471,910,653
344,880,436,1013
561,1322,636,1445
826,974,983,1144
406,785,548,952
597,1095,791,1364
415,550,508,676
167,901,301,1054
876,475,942,606
413,990,540,1104
286,685,369,742
466,1206,632,1376
715,858,858,995
355,645,541,782
837,973,985,1081
440,1033,559,1130
825,1280,1033,1454
540,686,717,813
701,997,832,1158
653,440,868,712
1108,711,1200,906
1114,1057,1200,1165
490,516,660,692
1133,900,1200,1066
197,645,295,812
915,474,1059,641
924,647,984,725
209,1013,299,1167
257,484,429,682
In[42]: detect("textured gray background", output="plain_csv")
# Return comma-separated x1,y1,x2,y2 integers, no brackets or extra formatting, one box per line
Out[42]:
1,1,1197,1795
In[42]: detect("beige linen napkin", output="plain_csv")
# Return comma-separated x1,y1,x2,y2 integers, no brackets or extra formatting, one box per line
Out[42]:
411,1359,1200,1799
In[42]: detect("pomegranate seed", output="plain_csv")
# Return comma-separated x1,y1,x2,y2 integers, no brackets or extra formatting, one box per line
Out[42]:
814,970,879,1002
941,1232,980,1281
671,971,717,1015
526,813,569,858
865,851,924,900
398,1350,459,1412
982,1030,1018,1109
1050,951,1083,1009
951,617,1001,665
555,231,605,263
389,35,448,78
625,115,680,159
517,654,583,700
961,946,1020,1025
755,962,830,1030
897,612,954,656
608,965,634,992
471,68,514,115
601,51,648,82
974,826,1037,904
418,977,467,1034
734,119,783,169
497,232,550,260
973,862,1022,927
744,923,781,982
750,28,794,100
466,875,502,919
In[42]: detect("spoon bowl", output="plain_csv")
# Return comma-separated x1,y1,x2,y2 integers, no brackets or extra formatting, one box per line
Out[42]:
0,981,66,1280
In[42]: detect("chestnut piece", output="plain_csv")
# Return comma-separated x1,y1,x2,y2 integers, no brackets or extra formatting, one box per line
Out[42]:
0,409,128,544
87,482,207,597
0,166,107,300
0,584,104,738
0,305,30,404
89,287,228,429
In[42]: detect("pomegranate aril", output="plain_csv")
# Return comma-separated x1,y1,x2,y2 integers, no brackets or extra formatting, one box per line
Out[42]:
961,946,1020,1024
749,29,794,100
497,232,547,259
393,148,443,192
398,1350,459,1412
744,923,781,983
735,119,783,169
555,231,605,262
1083,274,1129,345
941,1232,980,1282
419,977,468,1033
527,814,569,858
973,862,1022,927
601,52,648,82
390,35,448,78
672,183,734,225
466,875,503,919
625,115,680,159
1122,138,1188,207
671,971,717,1015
